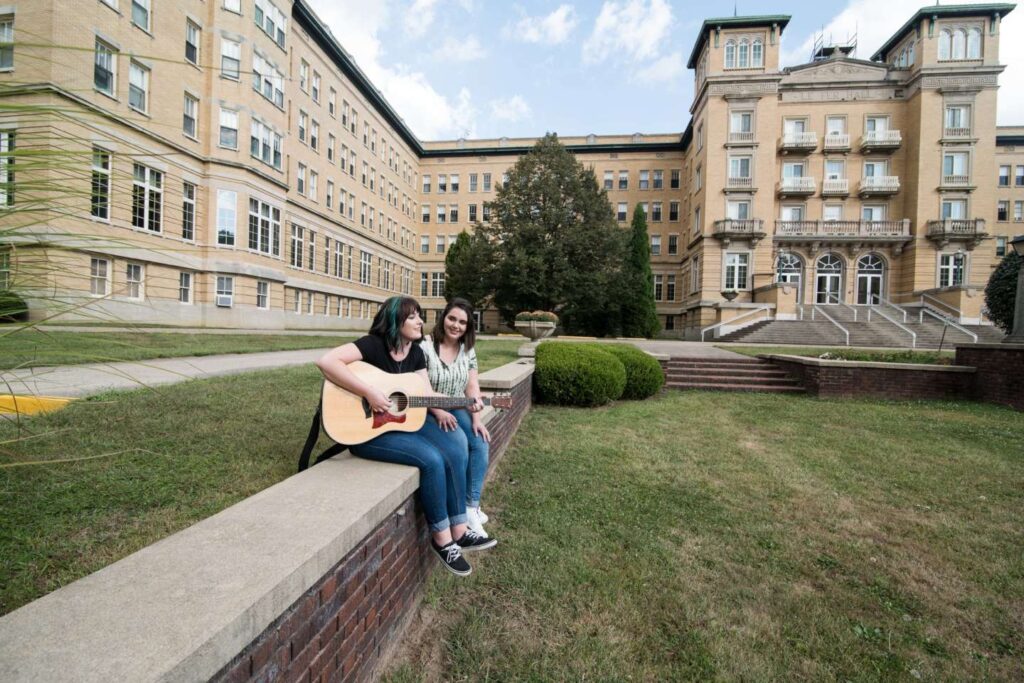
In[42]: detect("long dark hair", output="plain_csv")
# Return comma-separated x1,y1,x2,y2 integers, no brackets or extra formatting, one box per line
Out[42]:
432,298,476,354
369,296,424,352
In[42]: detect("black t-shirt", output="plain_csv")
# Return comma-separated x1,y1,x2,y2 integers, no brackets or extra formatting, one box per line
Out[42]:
354,334,426,375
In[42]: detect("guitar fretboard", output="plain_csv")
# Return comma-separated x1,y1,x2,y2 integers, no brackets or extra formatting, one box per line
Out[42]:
404,396,481,409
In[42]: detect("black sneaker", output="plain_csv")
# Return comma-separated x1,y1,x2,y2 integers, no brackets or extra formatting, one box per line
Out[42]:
456,528,498,553
432,541,472,576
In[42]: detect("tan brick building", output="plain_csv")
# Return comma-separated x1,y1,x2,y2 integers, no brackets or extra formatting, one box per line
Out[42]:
0,1,1017,338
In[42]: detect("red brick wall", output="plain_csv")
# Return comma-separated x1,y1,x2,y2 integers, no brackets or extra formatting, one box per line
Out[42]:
212,374,533,683
955,345,1024,411
769,358,973,401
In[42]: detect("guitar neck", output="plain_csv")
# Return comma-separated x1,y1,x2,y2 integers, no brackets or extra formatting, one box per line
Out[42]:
406,396,487,409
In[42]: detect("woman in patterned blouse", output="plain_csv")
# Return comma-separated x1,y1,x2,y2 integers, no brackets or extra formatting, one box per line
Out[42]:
421,298,492,536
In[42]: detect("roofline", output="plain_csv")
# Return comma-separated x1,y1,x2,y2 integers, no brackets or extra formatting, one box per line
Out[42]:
870,3,1016,62
686,15,792,69
421,139,688,158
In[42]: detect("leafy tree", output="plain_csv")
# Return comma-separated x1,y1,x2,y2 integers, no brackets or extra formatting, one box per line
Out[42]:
984,252,1020,333
443,230,493,308
474,133,627,336
620,204,660,338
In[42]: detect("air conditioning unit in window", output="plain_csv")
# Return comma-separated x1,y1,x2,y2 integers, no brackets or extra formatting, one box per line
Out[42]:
216,295,233,308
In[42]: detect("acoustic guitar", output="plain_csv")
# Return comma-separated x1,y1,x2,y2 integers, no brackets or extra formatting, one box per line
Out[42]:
321,361,513,445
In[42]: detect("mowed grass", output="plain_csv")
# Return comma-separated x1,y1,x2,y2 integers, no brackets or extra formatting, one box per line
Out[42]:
0,340,523,614
721,345,956,365
387,393,1024,682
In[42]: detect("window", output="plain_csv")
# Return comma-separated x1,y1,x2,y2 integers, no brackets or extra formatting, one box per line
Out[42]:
310,120,319,151
603,171,613,190
862,160,885,178
363,121,369,147
252,53,285,107
185,21,200,65
94,40,116,95
616,203,627,222
360,251,372,285
618,171,628,190
250,119,282,169
248,198,281,255
1017,166,1024,186
650,235,661,255
654,274,663,300
298,111,307,143
483,173,492,192
728,200,751,220
943,152,968,178
825,159,845,180
254,0,287,47
131,163,162,232
670,169,680,189
752,39,763,67
823,204,843,221
438,174,447,193
421,204,430,223
0,130,12,207
219,108,238,149
128,61,149,112
469,173,478,192
967,28,981,59
998,200,1009,221
216,276,234,307
449,205,459,223
436,234,446,253
182,182,195,240
224,0,241,13
694,166,702,190
639,170,650,190
131,0,150,31
862,204,886,221
730,111,752,134
693,206,701,236
945,105,970,132
996,236,1008,257
826,116,845,136
668,234,678,255
483,205,491,222
125,263,143,300
431,272,445,298
216,190,236,245
90,258,109,296
941,199,966,220
221,39,241,79
738,39,749,68
999,165,1010,187
328,88,336,117
724,253,749,290
91,148,111,220
289,225,304,267
183,93,198,138
669,202,679,222
938,253,964,287
469,204,478,222
436,204,446,224
0,16,12,70
312,71,320,102
653,170,664,190
725,40,736,68
326,180,334,208
422,174,431,193
690,255,700,293
652,202,663,222
179,272,193,304
1016,201,1024,222
729,156,751,179
256,281,269,309
451,174,460,193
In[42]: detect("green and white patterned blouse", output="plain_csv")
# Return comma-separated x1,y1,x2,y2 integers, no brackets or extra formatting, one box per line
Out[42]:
420,337,478,397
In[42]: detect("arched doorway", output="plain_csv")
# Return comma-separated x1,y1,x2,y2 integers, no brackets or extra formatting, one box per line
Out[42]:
856,253,886,305
815,253,844,304
775,252,804,303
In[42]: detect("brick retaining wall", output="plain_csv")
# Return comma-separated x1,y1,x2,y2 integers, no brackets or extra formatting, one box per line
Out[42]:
955,344,1024,411
212,366,534,683
765,355,974,401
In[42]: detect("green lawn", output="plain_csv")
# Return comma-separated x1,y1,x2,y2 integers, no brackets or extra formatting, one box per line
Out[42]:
387,393,1023,682
721,345,956,365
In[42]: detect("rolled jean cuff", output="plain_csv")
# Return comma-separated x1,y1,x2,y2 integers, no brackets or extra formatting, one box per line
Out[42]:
428,517,451,533
466,499,480,508
449,513,468,527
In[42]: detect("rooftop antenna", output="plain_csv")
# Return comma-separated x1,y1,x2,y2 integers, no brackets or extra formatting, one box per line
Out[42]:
734,1,738,17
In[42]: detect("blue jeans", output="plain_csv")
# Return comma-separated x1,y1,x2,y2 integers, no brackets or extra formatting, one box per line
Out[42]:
453,408,490,507
349,414,469,533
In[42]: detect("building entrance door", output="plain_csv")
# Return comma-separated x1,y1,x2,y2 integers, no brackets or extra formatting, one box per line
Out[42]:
816,274,842,304
855,254,885,305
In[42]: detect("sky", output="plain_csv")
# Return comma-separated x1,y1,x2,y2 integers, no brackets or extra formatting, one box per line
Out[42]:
305,0,1024,141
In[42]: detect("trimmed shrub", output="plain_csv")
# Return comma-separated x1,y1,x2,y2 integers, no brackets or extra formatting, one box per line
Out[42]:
599,344,665,399
984,253,1020,333
0,290,28,322
534,342,626,406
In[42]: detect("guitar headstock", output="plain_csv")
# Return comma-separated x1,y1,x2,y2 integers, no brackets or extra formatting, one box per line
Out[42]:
489,394,513,410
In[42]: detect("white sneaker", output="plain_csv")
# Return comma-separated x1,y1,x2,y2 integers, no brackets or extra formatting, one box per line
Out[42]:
478,507,489,524
466,507,488,538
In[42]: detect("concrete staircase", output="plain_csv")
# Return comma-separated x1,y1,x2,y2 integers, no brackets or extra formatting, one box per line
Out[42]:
665,356,805,393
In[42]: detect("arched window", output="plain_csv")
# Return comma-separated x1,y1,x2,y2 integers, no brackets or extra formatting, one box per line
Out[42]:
817,253,843,273
952,29,967,59
939,30,952,60
857,254,885,273
967,28,981,58
752,40,763,67
725,40,736,68
776,253,803,277
738,39,750,68
907,41,915,65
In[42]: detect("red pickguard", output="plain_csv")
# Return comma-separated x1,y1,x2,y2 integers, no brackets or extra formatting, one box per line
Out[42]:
372,411,407,430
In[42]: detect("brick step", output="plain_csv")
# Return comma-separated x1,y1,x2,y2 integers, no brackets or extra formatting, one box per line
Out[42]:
668,356,767,364
667,382,806,393
666,362,776,371
668,373,800,385
666,368,790,379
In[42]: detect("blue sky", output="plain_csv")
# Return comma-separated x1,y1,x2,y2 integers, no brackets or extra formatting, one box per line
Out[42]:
306,0,1024,141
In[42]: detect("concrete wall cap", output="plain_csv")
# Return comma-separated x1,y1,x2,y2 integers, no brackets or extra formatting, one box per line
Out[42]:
764,354,976,373
478,360,535,390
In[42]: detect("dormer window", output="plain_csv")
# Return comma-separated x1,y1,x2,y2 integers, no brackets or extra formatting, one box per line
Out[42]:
752,40,763,66
939,27,982,61
725,37,763,69
725,40,736,68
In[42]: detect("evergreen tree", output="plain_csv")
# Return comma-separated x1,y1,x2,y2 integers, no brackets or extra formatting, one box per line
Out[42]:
443,230,493,308
984,252,1020,333
475,133,627,336
620,203,660,338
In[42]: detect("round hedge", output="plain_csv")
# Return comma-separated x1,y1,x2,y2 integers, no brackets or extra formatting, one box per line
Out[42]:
534,342,626,407
597,344,664,400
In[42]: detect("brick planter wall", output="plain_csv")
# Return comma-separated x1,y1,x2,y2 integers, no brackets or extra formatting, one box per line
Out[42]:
212,366,534,683
955,344,1024,411
765,355,974,401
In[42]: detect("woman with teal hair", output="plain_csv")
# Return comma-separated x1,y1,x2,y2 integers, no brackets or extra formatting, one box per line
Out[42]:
316,296,496,577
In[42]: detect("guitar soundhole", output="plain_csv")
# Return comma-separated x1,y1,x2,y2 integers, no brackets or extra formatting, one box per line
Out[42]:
390,393,409,414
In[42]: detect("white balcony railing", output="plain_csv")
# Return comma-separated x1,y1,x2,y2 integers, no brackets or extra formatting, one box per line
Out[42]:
728,131,755,144
860,130,902,147
823,133,851,149
822,178,849,195
943,127,972,138
926,218,987,238
726,176,754,189
941,174,972,188
777,177,816,194
859,176,900,193
712,218,765,235
775,219,911,238
779,132,818,149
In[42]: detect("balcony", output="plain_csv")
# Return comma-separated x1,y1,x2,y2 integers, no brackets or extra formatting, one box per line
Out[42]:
859,130,902,152
943,127,973,140
858,176,900,197
727,131,756,146
939,174,975,191
776,177,816,197
712,218,766,245
821,178,850,196
775,219,913,252
926,218,988,248
725,176,755,192
823,133,851,152
778,132,818,154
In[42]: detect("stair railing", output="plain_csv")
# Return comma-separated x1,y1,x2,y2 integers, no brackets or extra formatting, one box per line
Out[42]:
869,306,917,348
700,305,772,342
920,307,978,343
823,293,858,321
870,294,908,322
919,293,961,322
811,305,850,346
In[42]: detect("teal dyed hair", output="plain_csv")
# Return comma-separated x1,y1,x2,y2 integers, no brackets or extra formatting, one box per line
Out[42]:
369,296,424,352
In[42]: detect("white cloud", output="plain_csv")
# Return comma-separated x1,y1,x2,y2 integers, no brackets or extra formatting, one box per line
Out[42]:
432,35,486,62
306,0,478,139
489,95,532,123
505,5,578,45
779,0,1024,123
403,0,440,39
582,0,673,65
633,51,684,84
